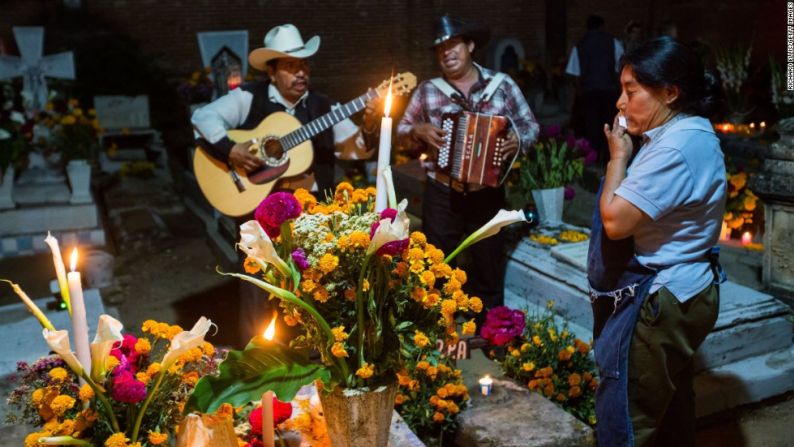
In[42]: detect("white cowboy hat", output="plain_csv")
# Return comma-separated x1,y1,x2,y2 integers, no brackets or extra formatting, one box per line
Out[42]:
249,24,320,70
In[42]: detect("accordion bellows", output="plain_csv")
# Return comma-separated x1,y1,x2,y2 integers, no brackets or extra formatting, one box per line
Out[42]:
436,111,510,188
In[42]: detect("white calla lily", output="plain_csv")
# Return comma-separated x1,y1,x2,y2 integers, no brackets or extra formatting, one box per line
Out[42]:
382,166,398,208
238,220,290,276
90,314,124,381
445,209,527,263
367,199,410,255
43,329,85,375
161,316,212,367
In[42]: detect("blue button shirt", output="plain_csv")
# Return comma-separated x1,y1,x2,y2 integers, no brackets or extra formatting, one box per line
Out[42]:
615,116,726,301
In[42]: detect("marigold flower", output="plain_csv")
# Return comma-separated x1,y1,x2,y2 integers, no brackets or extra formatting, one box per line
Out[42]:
522,362,536,372
106,355,120,372
318,253,339,274
48,367,68,382
51,394,76,416
362,279,370,292
583,372,593,383
216,403,234,420
430,262,452,278
393,261,409,277
331,326,349,342
532,335,543,346
436,387,449,398
433,411,445,423
355,363,374,379
331,342,349,358
468,296,483,313
569,385,583,398
424,292,441,308
313,287,330,303
447,402,460,414
559,347,574,361
105,432,129,447
25,432,48,447
410,287,427,302
244,256,261,274
344,287,357,301
454,291,469,310
510,348,521,357
462,319,476,335
441,299,457,316
134,338,151,355
31,388,45,404
568,373,582,387
349,231,371,248
452,268,467,285
426,247,444,265
420,270,436,287
443,278,462,294
426,366,438,380
413,330,430,348
79,383,95,401
416,360,429,370
148,431,169,445
410,231,427,246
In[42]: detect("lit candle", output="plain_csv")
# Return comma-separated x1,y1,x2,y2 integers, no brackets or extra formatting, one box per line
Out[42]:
375,84,393,213
261,314,277,447
478,374,493,396
741,231,752,246
67,248,91,379
760,121,766,131
44,232,71,314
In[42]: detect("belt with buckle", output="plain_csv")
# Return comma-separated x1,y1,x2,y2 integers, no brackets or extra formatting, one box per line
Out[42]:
429,171,486,193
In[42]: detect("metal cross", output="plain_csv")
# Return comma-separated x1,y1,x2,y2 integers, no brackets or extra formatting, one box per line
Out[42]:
0,27,75,111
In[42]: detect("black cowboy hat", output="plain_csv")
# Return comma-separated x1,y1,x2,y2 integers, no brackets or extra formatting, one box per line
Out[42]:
431,15,490,49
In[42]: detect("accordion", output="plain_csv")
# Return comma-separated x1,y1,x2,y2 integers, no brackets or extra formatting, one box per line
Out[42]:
436,111,511,188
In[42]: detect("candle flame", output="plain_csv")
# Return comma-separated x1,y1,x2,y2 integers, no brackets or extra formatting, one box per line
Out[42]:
263,312,277,341
69,248,78,272
384,80,393,118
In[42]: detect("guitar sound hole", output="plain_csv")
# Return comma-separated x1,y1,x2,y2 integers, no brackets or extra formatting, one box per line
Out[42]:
264,139,284,160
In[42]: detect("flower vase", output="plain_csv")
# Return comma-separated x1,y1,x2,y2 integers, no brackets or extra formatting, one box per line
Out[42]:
319,382,398,447
531,186,564,228
176,413,239,447
0,165,15,210
66,159,92,204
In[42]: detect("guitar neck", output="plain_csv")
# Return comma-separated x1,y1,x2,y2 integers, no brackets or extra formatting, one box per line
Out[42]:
280,90,379,150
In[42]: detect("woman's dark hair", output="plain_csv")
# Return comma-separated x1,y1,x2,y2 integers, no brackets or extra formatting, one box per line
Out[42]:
620,36,717,116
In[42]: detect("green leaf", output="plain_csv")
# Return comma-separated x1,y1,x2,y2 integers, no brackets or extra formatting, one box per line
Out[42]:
186,341,330,413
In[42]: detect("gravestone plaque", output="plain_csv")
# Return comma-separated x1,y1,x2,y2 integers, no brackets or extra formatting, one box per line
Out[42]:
94,95,150,130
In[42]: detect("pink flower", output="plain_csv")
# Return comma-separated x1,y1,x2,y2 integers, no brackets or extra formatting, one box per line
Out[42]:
110,333,142,371
111,370,147,403
291,249,310,270
370,207,409,256
564,185,576,201
255,192,302,238
481,306,525,346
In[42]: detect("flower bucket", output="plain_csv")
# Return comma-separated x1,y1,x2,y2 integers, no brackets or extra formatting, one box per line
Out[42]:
67,159,92,204
176,413,238,447
532,186,564,228
0,166,15,210
319,382,397,447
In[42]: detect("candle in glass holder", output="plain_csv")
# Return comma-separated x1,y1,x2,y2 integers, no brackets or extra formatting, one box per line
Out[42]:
741,231,752,246
760,121,767,131
479,375,493,396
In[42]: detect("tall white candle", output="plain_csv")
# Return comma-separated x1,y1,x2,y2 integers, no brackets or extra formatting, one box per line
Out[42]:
262,390,275,447
375,88,393,213
67,249,91,378
44,232,71,314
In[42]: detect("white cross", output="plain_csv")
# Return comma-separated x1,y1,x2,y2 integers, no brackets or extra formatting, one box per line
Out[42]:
0,27,75,111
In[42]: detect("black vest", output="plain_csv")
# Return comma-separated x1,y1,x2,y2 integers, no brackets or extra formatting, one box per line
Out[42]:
577,30,619,92
239,80,337,193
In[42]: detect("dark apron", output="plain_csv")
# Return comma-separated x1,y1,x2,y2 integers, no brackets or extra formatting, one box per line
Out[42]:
587,178,726,446
586,178,656,446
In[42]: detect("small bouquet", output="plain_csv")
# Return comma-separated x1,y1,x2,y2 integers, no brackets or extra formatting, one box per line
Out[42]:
3,279,218,446
394,346,470,446
484,303,598,426
0,82,34,173
177,68,214,105
36,97,103,164
724,169,762,235
715,43,753,117
188,175,526,414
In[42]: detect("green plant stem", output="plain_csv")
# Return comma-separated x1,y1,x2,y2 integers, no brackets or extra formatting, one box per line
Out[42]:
130,370,167,443
80,372,120,433
356,255,373,376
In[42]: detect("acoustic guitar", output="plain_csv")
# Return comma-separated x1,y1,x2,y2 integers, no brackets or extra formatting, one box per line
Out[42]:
192,72,417,217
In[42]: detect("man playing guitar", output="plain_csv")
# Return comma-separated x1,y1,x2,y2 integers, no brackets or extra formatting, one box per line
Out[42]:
192,23,380,199
191,23,380,344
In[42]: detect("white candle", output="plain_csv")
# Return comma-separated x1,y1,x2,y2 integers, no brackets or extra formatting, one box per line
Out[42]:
262,390,275,447
67,249,91,379
479,375,493,396
375,87,393,213
44,232,71,314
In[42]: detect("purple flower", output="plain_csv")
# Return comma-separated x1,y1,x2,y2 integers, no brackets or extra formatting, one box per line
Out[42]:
255,192,302,238
564,134,577,151
111,370,147,403
564,185,576,201
584,150,598,166
541,124,562,138
291,249,310,270
480,306,526,346
369,208,398,238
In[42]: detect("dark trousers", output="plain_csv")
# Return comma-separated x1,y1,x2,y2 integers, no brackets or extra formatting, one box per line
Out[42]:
581,89,619,160
422,179,506,315
628,283,720,446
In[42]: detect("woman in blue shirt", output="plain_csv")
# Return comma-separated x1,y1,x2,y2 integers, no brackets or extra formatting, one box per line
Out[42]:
589,36,725,446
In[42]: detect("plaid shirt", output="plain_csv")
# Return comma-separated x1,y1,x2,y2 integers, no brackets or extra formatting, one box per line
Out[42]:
397,64,539,156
